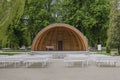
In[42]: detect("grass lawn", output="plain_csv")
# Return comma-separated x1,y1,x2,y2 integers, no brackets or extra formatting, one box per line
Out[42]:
0,49,30,55
96,48,119,56
0,47,119,56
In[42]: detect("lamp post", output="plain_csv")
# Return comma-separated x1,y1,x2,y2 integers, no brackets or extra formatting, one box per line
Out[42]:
21,15,30,53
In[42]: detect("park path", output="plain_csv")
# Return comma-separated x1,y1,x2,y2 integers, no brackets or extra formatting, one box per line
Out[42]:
0,59,120,80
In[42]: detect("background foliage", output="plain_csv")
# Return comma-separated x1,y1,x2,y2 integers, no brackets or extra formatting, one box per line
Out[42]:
107,0,120,54
0,0,110,50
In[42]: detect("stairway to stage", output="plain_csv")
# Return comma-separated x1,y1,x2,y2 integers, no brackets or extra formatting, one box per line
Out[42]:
31,51,90,59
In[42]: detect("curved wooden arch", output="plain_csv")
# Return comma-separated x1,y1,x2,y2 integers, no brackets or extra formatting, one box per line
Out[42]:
32,24,88,51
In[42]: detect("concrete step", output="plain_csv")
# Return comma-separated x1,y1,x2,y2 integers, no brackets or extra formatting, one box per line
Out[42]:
31,51,90,59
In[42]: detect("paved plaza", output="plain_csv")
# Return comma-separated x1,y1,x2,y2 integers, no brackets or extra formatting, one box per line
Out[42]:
0,59,120,80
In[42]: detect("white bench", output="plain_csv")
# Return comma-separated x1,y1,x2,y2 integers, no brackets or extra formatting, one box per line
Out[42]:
0,54,52,68
0,56,22,68
95,57,119,67
22,55,51,68
64,54,89,67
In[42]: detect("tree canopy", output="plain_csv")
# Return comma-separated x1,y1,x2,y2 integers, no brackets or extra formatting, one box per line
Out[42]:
107,0,120,54
0,0,25,48
0,0,110,49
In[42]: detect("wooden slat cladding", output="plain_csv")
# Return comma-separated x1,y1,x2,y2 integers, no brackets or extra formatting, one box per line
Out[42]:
32,24,88,51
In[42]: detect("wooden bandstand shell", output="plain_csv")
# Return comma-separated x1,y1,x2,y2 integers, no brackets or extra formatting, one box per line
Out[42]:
32,24,88,51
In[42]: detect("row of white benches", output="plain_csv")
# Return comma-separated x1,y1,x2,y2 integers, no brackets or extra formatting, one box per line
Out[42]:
0,54,52,68
0,54,120,68
64,54,120,67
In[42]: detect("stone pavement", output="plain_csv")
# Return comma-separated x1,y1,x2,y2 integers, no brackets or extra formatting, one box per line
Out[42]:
0,59,120,80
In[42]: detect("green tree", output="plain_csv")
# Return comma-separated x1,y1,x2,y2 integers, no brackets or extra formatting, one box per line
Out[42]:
0,0,110,49
107,0,120,54
20,0,53,45
59,0,110,47
0,0,25,48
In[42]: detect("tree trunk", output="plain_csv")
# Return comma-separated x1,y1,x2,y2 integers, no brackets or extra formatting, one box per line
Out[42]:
118,47,120,55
